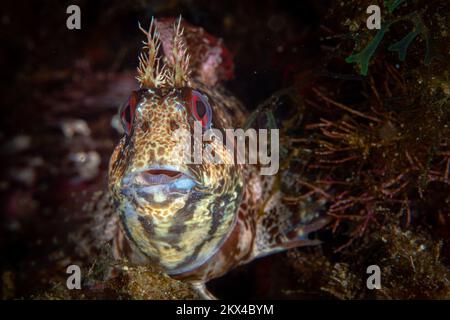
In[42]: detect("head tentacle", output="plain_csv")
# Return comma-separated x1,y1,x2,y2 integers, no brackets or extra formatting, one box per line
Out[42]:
170,16,191,87
136,17,169,88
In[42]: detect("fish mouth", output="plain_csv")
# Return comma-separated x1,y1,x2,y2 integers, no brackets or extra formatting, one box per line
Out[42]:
121,166,198,200
134,169,185,185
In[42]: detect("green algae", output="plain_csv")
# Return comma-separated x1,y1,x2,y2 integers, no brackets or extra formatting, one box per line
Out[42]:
385,0,407,13
345,23,392,76
388,21,423,61
346,10,438,75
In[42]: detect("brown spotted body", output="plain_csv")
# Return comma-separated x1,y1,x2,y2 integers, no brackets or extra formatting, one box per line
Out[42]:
108,17,328,297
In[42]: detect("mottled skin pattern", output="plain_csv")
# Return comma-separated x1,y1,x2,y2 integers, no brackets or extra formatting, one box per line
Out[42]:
108,18,328,298
109,83,246,275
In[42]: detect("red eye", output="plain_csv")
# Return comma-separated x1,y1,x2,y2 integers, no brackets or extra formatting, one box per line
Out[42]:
121,91,139,134
190,90,212,129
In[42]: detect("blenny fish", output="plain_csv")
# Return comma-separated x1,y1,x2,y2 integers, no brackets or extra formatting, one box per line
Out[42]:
108,17,328,298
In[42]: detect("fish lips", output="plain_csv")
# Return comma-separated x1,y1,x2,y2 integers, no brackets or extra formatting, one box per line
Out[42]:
120,167,197,204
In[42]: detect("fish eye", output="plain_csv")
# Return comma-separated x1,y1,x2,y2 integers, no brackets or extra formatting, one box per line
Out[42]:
121,91,139,134
190,90,212,129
